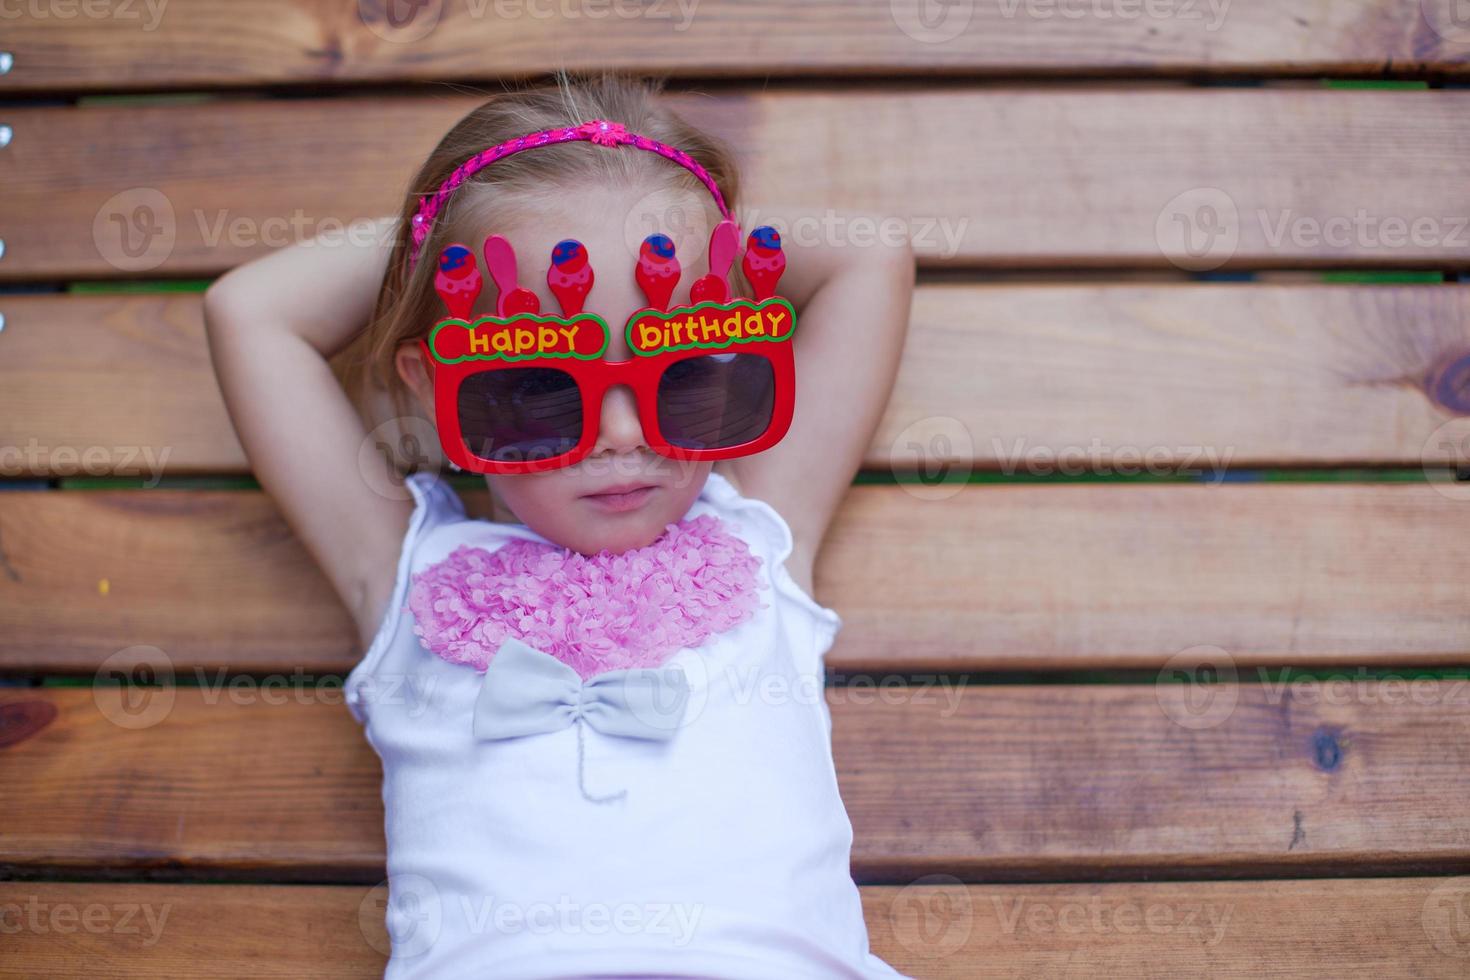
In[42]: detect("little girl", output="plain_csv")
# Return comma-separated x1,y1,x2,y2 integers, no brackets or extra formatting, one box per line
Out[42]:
204,74,915,979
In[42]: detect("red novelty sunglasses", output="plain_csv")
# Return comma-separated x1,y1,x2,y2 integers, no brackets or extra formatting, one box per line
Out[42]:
418,223,796,475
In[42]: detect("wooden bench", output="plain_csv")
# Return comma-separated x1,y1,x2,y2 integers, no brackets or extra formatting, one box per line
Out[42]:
3,3,1469,975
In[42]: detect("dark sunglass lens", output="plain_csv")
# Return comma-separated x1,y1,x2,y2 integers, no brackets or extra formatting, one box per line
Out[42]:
656,352,775,450
457,368,583,463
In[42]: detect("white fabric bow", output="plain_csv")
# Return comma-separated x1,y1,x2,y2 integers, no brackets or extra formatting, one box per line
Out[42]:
471,637,691,802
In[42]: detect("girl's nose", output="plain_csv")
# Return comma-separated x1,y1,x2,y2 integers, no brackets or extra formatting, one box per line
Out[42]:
591,384,648,456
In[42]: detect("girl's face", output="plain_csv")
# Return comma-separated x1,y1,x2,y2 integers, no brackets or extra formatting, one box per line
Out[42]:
399,183,718,556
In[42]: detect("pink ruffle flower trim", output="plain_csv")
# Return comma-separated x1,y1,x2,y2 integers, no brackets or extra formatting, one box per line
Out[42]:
407,513,766,681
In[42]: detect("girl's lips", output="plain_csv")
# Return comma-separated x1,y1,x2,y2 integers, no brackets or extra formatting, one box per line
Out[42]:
581,485,658,513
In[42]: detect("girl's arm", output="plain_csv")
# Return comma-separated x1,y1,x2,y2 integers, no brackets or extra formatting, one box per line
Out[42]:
202,219,411,647
719,208,916,594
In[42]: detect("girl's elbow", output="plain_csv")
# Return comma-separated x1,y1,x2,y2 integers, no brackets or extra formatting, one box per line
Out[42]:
202,272,245,338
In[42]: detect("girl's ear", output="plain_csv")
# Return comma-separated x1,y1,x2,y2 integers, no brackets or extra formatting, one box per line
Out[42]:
394,343,435,418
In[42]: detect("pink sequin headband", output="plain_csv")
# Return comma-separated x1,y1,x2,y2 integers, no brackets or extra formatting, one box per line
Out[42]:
407,119,734,270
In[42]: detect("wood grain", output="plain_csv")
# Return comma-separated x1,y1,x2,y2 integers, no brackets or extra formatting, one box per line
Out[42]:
4,89,1469,279
1,0,1467,94
4,285,1470,478
3,483,1468,675
1,683,1466,881
1,877,1465,978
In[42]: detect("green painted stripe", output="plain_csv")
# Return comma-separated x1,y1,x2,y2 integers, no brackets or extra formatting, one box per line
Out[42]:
1322,271,1446,284
67,280,212,294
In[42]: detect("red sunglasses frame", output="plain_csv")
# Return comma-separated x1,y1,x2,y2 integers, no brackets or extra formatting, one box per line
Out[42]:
419,298,797,475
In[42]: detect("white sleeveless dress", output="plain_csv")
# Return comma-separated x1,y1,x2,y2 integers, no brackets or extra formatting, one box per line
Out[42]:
345,470,911,980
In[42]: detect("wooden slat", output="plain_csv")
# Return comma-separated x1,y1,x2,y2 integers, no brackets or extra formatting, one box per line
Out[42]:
1,682,1466,880
2,1,1467,94
1,878,1464,978
4,89,1470,279
4,285,1469,478
3,483,1468,675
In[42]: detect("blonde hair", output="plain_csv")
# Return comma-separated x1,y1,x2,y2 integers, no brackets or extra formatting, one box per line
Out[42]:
344,73,743,425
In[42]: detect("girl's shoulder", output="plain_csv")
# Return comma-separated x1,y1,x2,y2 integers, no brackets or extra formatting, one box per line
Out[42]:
694,469,842,646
